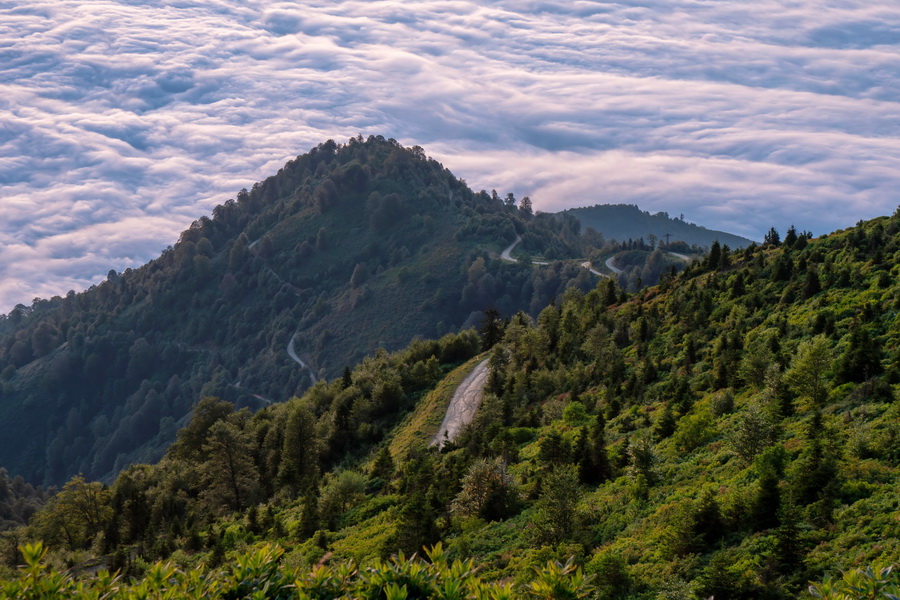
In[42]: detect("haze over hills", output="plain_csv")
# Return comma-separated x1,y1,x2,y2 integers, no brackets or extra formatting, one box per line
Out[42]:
562,204,757,250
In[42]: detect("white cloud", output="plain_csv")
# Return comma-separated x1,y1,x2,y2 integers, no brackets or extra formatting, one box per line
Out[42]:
2,0,900,310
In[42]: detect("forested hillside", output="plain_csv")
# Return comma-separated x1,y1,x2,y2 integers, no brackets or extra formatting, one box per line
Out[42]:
565,204,755,250
0,136,599,486
2,210,898,599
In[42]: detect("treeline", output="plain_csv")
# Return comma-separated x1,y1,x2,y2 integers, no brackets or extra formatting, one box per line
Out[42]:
0,328,481,572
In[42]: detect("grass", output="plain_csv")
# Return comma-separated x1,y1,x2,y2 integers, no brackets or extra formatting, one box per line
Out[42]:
388,353,487,458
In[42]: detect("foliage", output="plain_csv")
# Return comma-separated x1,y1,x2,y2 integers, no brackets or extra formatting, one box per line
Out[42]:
0,541,595,599
0,136,602,487
4,201,900,599
808,564,900,600
451,458,518,522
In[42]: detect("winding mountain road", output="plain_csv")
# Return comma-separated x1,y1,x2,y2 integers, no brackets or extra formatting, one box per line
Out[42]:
580,261,604,277
605,256,623,274
431,358,490,447
501,235,549,265
288,331,318,385
500,235,522,261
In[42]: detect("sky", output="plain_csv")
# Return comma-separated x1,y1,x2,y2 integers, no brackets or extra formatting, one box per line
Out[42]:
2,0,899,312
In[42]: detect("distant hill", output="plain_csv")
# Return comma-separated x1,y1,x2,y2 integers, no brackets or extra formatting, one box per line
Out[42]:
0,136,602,486
561,203,756,249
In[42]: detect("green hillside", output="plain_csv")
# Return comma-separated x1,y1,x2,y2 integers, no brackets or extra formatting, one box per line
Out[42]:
564,203,756,250
2,209,899,598
0,136,599,487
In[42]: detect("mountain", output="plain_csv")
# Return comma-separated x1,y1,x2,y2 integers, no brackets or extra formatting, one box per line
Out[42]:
0,136,600,487
2,207,898,598
562,203,756,249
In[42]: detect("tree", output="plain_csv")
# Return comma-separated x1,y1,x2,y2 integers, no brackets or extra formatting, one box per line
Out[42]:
258,235,274,259
29,476,111,551
126,337,155,382
320,470,367,527
315,178,339,212
196,237,214,257
731,403,776,464
764,227,781,246
30,324,55,358
784,225,798,247
707,241,722,271
369,445,394,485
315,227,328,250
532,464,581,545
200,419,260,514
229,233,250,271
451,458,518,522
720,244,731,269
577,416,612,485
520,196,533,217
278,400,320,495
170,397,234,461
785,335,833,410
739,330,775,389
750,446,785,531
537,432,570,467
350,263,367,288
653,402,677,441
480,308,505,351
836,320,882,384
804,268,822,299
691,488,725,550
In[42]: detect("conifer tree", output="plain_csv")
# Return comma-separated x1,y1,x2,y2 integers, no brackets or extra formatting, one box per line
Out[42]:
785,335,833,410
278,400,320,495
200,419,260,514
578,416,612,485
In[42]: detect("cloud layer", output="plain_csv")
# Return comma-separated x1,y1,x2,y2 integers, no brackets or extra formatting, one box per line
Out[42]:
2,0,899,310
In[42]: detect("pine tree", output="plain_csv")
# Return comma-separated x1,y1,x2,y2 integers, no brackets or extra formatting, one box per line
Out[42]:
480,308,505,351
784,225,798,248
836,320,882,383
577,416,612,485
532,465,581,546
369,445,395,487
785,335,833,410
299,490,320,539
707,241,722,271
803,268,821,299
653,403,677,441
200,419,260,514
278,400,320,495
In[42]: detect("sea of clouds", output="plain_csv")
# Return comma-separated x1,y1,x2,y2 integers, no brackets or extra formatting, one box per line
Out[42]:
2,0,899,311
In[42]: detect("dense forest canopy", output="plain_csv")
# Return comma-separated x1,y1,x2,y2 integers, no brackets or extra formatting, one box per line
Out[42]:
0,136,609,487
1,200,898,598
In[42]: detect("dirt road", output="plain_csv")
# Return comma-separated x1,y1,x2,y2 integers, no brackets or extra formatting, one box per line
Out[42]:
605,256,623,274
580,261,605,277
287,331,318,385
500,235,522,262
431,358,489,447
